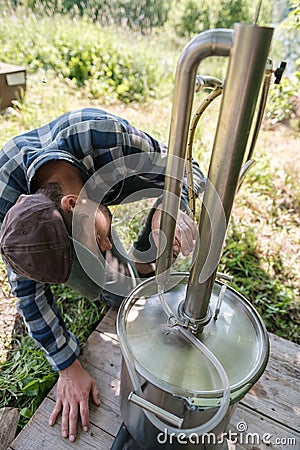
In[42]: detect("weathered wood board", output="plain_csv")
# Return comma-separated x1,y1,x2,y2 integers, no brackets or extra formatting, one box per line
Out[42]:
0,407,19,450
9,308,300,450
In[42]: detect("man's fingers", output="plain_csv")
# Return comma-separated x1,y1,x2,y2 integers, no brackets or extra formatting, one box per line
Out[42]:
80,400,90,432
175,225,195,256
49,361,101,441
176,211,197,256
49,398,62,427
178,213,197,240
91,381,101,406
61,402,70,439
68,403,79,442
151,208,197,257
173,236,180,255
177,226,194,255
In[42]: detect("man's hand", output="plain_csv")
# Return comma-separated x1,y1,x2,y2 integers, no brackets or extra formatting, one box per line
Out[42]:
49,359,100,442
151,207,197,258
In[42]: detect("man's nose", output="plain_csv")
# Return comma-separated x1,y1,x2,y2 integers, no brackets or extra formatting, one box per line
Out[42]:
102,238,112,252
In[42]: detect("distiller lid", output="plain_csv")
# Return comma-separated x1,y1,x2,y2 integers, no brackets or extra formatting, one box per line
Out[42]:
119,276,269,396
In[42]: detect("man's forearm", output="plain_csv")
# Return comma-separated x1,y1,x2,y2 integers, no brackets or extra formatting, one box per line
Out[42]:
7,267,80,371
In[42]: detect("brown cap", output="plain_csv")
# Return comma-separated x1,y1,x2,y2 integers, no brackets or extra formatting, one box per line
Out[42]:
0,194,72,283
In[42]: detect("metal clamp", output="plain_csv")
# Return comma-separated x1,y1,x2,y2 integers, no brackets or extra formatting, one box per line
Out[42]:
184,396,221,411
183,383,253,412
177,301,213,333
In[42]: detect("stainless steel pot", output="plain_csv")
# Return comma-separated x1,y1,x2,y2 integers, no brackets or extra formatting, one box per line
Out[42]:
117,274,269,449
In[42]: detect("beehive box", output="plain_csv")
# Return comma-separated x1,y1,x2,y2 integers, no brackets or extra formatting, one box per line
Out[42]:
0,63,26,110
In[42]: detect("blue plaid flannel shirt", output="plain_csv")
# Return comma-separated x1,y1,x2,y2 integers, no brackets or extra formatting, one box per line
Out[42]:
0,108,205,371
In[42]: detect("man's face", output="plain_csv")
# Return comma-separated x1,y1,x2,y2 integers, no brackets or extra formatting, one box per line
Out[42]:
71,199,112,255
95,208,112,253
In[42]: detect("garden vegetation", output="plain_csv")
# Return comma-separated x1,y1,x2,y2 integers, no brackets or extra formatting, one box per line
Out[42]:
0,0,299,431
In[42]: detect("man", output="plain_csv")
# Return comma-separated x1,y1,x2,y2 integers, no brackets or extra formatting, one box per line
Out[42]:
0,108,205,442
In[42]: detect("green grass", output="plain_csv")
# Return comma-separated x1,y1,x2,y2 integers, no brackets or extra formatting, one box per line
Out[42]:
0,4,176,105
0,285,107,428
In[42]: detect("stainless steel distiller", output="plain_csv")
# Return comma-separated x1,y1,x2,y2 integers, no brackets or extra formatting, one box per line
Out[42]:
117,23,275,449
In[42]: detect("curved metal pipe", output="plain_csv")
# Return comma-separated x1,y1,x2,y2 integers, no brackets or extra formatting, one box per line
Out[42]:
156,29,233,287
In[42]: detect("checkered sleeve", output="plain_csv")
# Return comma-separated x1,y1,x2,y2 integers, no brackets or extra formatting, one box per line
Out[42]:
6,268,80,372
121,122,206,209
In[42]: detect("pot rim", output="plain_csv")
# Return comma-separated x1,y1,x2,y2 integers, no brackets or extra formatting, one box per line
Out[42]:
117,273,269,399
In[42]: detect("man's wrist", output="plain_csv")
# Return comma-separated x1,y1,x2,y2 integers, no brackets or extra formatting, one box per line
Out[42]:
58,358,82,377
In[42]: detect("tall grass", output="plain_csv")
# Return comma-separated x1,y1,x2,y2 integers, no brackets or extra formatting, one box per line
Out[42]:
0,3,176,105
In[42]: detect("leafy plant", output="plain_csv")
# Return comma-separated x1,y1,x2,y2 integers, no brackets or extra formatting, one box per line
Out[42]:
172,0,210,37
0,335,57,427
12,0,173,32
219,225,299,343
0,9,162,103
0,285,106,428
265,74,300,127
0,0,299,434
167,0,267,38
215,0,250,29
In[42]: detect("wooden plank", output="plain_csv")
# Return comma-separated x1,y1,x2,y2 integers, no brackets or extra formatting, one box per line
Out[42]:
96,307,118,338
229,404,299,450
96,310,300,432
270,333,300,366
9,397,114,450
240,333,300,431
80,331,121,379
0,407,19,450
10,309,300,450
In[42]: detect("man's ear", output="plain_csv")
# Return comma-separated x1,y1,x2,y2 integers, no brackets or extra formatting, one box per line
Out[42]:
60,194,79,212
